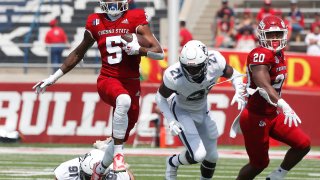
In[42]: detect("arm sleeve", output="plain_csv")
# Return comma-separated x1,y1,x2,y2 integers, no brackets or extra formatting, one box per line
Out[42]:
155,68,177,123
155,91,176,123
231,69,244,90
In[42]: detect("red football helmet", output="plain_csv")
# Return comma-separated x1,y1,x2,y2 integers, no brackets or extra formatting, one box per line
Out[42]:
257,15,288,52
99,0,128,16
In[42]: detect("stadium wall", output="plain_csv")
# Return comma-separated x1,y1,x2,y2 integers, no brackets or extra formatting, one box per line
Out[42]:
0,83,319,146
0,50,319,146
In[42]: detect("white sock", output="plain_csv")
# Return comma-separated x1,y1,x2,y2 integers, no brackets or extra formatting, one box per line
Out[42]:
114,144,124,156
95,162,107,174
101,139,114,169
200,177,211,180
276,167,288,177
268,166,288,179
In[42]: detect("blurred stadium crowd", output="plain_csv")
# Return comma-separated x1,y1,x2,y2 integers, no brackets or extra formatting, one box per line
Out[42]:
1,0,320,74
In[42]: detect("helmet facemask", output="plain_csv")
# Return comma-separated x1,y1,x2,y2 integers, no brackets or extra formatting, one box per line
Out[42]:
79,170,91,180
258,29,287,52
181,60,208,83
99,0,128,17
79,150,105,180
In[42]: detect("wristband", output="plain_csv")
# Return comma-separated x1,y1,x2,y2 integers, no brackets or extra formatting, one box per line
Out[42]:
147,51,164,60
277,98,288,108
51,69,64,82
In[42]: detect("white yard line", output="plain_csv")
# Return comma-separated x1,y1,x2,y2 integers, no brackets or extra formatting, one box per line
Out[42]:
0,147,319,160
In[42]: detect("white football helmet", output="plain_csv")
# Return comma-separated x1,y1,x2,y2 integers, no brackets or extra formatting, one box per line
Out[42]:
99,0,129,16
179,40,209,83
80,149,104,180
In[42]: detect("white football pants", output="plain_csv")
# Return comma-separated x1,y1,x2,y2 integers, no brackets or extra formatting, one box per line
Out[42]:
170,101,219,163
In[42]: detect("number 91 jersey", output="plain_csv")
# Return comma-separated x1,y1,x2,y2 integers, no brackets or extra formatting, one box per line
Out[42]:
163,50,226,111
85,9,148,78
246,47,287,115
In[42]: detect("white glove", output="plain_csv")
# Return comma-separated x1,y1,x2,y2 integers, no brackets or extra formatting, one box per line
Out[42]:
120,34,141,55
277,99,302,127
168,120,185,136
32,69,63,94
231,83,247,111
93,137,113,151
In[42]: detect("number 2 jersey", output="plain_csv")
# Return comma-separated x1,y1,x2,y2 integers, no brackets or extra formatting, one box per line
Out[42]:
86,9,148,78
246,47,287,115
163,50,227,111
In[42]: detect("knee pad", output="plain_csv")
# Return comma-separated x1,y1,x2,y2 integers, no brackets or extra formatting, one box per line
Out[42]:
116,94,131,112
113,94,131,139
185,150,197,164
185,149,206,164
193,149,206,163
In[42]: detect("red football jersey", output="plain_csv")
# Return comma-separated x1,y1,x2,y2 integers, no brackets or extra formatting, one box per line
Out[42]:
246,47,287,115
86,9,148,78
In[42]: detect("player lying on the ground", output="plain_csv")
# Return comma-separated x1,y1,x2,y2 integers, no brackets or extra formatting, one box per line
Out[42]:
54,138,134,180
156,40,246,180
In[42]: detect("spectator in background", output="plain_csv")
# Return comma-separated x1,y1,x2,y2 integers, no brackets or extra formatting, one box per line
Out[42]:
305,26,320,55
275,9,292,51
179,20,193,47
128,0,137,9
310,12,320,33
235,26,256,51
215,0,235,21
236,9,255,36
45,18,68,72
256,0,276,22
213,0,235,48
287,0,304,42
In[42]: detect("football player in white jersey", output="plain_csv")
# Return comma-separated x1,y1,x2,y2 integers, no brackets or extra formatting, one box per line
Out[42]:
155,40,246,180
54,139,134,180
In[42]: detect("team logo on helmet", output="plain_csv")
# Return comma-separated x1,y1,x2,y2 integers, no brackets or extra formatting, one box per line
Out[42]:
259,21,265,30
281,21,285,28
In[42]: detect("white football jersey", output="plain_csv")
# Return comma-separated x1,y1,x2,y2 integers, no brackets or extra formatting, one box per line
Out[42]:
163,50,226,111
54,158,131,180
54,157,81,180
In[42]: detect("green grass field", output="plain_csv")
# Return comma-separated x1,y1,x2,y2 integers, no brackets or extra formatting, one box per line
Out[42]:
0,145,319,180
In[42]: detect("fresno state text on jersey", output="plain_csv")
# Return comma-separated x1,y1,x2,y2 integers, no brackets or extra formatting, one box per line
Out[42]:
86,9,148,78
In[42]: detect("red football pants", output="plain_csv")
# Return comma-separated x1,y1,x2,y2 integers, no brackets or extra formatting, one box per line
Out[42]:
97,76,140,142
239,108,310,169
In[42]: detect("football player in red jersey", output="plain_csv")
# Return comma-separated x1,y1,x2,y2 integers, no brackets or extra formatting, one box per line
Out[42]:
235,15,310,180
33,0,163,179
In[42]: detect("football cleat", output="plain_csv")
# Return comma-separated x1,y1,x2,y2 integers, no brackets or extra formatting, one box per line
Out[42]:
90,162,105,180
266,169,285,180
165,155,178,180
93,137,113,151
113,153,126,172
